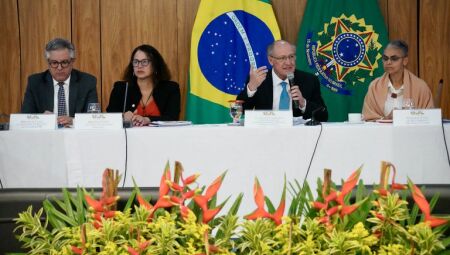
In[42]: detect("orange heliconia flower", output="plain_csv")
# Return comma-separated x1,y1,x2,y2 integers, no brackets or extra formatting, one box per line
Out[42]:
245,177,286,225
193,172,227,223
409,180,448,228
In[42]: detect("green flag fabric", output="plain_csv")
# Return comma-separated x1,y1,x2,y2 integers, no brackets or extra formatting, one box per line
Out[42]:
296,0,388,122
186,0,280,124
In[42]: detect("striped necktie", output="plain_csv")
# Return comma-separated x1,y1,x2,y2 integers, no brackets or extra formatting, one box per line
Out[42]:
279,81,289,110
57,82,67,116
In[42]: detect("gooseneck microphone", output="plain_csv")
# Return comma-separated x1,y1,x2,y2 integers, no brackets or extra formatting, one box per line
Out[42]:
287,73,299,109
305,106,325,126
122,82,129,113
122,82,132,128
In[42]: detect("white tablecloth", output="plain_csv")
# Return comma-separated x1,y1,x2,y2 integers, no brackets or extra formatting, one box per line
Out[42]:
1,123,449,214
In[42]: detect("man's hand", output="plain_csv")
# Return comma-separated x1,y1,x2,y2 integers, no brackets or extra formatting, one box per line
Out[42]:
57,116,73,127
247,66,268,91
290,86,306,109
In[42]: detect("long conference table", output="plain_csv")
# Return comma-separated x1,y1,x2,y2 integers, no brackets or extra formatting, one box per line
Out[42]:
1,123,449,214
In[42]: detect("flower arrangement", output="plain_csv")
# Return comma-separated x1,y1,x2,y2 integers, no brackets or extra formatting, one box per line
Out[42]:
14,161,449,254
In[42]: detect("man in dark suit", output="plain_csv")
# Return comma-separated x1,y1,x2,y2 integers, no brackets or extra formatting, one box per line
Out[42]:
21,38,98,126
237,40,328,121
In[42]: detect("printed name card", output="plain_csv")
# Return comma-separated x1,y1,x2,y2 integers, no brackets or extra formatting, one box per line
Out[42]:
9,114,56,130
244,110,293,127
74,113,123,129
393,109,442,126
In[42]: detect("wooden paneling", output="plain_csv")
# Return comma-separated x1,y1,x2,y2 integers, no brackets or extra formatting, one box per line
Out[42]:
419,0,450,116
378,0,389,30
72,0,101,106
100,0,178,110
386,0,418,75
18,0,71,102
272,0,307,44
0,0,448,119
0,0,20,122
176,0,200,119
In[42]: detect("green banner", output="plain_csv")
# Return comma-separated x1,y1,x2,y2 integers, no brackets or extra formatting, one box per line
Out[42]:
296,0,388,121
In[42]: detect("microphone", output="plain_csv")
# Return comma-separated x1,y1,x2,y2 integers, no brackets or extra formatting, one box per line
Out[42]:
122,82,129,113
122,82,132,128
305,106,325,126
287,73,299,109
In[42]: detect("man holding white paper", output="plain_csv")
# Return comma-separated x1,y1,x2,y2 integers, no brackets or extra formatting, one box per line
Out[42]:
237,40,328,121
21,38,98,127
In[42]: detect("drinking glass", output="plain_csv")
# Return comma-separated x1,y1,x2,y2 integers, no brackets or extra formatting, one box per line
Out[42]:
87,103,101,113
229,100,243,124
402,98,415,110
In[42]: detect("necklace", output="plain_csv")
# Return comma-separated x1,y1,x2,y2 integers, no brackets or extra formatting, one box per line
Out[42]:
141,90,153,113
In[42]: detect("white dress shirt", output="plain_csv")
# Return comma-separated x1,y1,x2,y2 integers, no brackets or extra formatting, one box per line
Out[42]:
246,69,306,111
53,76,71,115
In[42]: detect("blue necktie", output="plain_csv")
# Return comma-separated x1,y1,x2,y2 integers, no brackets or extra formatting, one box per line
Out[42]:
57,82,67,116
279,81,289,110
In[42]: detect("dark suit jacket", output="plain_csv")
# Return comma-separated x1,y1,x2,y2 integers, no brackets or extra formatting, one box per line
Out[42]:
106,80,181,121
21,69,98,117
237,69,328,121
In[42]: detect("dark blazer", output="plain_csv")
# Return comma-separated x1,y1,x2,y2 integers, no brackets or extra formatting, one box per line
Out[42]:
106,80,181,121
21,69,98,117
237,69,328,121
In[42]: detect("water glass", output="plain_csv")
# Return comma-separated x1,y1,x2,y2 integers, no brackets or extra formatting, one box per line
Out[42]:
87,103,101,113
229,100,243,123
402,98,415,110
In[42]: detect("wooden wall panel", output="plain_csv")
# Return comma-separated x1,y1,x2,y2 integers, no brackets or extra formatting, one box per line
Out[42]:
419,0,450,116
0,0,20,122
176,0,200,119
378,0,389,30
72,0,101,106
386,0,418,75
18,0,71,104
272,0,307,44
100,0,178,110
0,0,448,119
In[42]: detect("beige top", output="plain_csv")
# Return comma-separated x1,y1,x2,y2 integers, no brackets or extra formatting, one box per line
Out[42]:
362,69,434,121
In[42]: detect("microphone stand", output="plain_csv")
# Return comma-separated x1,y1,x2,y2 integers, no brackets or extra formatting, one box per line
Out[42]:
122,82,132,128
305,107,325,126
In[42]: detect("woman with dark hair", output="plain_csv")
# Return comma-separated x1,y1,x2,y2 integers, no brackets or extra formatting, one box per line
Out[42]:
106,44,180,126
362,40,433,121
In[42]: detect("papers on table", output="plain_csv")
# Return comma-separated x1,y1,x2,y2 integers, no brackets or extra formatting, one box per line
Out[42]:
150,121,192,127
293,117,308,125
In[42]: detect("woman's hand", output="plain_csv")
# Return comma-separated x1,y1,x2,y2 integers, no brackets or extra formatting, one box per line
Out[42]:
131,114,150,126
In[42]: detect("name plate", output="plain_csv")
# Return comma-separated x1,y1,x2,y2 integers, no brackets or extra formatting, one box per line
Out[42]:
74,113,123,129
9,114,56,130
393,109,442,126
245,110,293,127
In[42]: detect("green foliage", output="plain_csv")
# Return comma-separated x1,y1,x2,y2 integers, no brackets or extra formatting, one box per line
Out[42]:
13,165,450,254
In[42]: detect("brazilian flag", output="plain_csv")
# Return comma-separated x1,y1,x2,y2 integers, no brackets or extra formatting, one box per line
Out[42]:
296,0,388,122
186,0,280,124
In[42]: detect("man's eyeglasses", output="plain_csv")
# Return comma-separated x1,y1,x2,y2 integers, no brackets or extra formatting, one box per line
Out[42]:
382,55,405,62
132,59,151,67
48,59,72,69
270,54,296,62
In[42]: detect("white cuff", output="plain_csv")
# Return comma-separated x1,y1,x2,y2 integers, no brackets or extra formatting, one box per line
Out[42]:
246,85,257,97
299,99,306,112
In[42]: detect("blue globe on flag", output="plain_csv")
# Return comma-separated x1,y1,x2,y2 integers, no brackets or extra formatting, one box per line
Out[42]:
198,10,275,95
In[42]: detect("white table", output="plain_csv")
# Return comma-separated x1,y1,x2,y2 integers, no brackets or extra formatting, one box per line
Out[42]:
1,123,449,214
